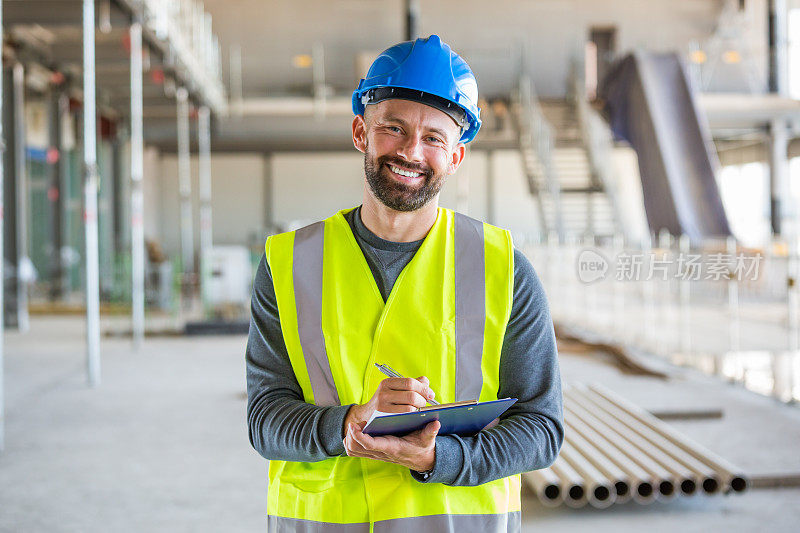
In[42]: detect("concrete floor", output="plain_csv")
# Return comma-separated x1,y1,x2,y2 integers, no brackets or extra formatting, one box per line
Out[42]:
1,315,799,532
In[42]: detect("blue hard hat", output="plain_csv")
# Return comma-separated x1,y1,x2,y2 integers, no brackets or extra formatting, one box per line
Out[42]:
352,35,481,144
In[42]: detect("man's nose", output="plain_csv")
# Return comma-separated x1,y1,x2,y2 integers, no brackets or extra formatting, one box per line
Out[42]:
396,134,424,163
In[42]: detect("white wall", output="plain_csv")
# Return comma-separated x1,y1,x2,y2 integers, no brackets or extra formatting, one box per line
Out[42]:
271,152,363,229
149,147,548,259
154,153,266,258
270,149,540,242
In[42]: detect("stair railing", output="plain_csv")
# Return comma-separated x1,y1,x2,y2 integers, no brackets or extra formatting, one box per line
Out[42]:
569,59,628,243
516,74,564,242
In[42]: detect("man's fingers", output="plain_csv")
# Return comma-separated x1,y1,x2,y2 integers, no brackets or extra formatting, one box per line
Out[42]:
391,390,427,409
350,423,380,450
383,377,435,401
422,420,441,442
416,375,430,386
346,424,378,457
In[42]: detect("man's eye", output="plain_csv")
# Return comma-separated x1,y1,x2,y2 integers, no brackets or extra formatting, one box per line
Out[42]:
388,126,401,133
426,136,443,144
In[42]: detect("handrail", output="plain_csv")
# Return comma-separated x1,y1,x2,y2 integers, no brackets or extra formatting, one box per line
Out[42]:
517,74,564,241
569,59,627,242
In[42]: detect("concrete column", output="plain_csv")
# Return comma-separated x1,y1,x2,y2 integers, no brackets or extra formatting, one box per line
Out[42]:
3,66,18,330
456,159,470,214
263,153,273,233
770,119,789,235
130,21,145,349
405,0,420,41
83,0,101,386
176,87,194,278
768,0,789,235
769,0,788,96
486,150,495,225
197,105,212,308
12,63,28,333
0,0,6,451
48,89,65,301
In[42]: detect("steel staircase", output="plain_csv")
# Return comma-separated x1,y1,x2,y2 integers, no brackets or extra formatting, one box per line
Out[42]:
512,79,621,241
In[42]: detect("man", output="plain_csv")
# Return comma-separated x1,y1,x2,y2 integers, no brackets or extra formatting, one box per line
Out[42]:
246,35,563,532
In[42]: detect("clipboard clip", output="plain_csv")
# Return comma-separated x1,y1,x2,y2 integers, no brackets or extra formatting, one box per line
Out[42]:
418,399,478,412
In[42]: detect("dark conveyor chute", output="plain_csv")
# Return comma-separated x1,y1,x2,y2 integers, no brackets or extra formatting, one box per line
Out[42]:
599,52,731,242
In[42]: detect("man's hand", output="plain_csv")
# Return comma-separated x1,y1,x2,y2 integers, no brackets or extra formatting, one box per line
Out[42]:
344,376,436,430
343,419,440,472
341,375,438,471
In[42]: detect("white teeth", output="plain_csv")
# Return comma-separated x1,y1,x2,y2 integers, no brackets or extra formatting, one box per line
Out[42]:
390,165,421,178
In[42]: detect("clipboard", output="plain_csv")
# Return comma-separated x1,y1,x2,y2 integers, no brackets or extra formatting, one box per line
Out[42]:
362,398,517,437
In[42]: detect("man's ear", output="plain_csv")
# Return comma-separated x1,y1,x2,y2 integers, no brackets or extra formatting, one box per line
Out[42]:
352,114,367,153
447,142,466,175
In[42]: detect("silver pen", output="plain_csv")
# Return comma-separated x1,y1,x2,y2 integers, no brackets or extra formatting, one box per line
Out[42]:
374,363,440,405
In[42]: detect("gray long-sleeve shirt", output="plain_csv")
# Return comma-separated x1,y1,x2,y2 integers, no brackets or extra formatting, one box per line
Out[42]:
246,206,563,486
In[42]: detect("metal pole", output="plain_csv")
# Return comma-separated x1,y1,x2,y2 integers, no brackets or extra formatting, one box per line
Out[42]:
679,234,692,357
789,237,799,355
588,383,749,492
577,385,720,494
49,88,65,301
564,407,657,504
612,233,625,340
642,234,655,348
768,0,788,96
549,453,588,508
486,150,495,226
263,153,273,233
586,234,597,330
564,389,680,500
130,21,145,349
559,440,615,508
768,0,788,234
229,44,242,109
405,0,420,41
522,469,563,507
658,229,672,356
312,43,326,120
83,0,101,386
769,119,789,235
727,236,741,357
12,64,28,333
198,105,212,311
564,419,631,503
176,87,194,285
0,0,6,451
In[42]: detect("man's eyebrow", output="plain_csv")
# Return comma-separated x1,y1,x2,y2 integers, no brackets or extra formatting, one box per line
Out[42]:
381,114,452,140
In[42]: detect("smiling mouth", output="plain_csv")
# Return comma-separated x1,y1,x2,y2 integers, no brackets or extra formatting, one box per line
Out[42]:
386,163,425,182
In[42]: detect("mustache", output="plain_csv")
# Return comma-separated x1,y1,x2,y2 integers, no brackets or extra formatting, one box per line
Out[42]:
379,156,431,175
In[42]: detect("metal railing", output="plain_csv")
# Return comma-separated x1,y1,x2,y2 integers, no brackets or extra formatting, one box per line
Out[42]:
527,233,800,404
135,0,226,112
514,75,564,240
569,60,628,242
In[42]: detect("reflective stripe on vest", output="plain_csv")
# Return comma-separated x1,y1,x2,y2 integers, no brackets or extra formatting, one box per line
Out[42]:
453,212,485,402
264,207,518,530
268,511,521,533
292,221,340,406
291,212,487,404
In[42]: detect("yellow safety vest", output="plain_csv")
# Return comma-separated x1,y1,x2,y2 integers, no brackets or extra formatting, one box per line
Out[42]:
264,206,520,532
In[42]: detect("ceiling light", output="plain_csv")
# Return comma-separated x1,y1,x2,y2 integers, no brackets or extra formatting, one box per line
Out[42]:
292,54,313,68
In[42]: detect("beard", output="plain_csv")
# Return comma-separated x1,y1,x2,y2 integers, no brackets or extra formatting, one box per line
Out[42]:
364,150,446,212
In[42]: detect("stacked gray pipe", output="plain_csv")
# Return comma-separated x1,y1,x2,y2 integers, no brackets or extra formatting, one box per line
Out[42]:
522,383,748,508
